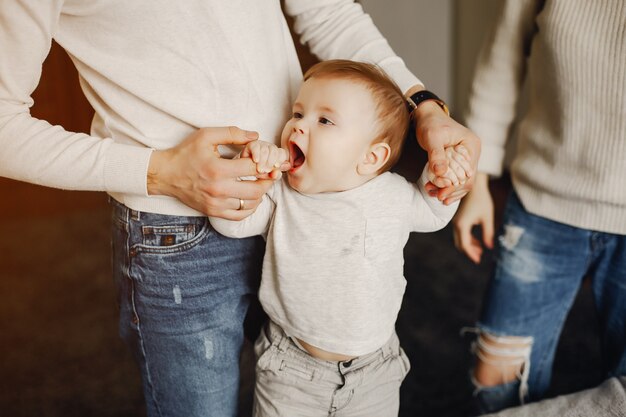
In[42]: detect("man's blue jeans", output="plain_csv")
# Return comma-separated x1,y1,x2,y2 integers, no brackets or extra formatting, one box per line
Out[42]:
110,199,264,417
474,192,626,413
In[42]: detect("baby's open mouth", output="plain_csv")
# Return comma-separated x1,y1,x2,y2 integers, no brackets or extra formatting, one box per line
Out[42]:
289,141,305,171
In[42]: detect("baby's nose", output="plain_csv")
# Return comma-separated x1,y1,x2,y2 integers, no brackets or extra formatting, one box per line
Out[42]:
293,126,305,134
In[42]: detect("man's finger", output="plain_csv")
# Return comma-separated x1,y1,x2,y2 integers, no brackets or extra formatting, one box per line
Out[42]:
443,189,469,205
429,147,448,176
217,208,258,221
226,178,275,200
218,156,263,178
436,184,457,200
202,126,259,146
446,194,468,205
229,197,261,212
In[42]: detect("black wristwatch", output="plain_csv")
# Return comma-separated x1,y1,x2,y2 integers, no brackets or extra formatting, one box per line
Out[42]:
407,90,450,116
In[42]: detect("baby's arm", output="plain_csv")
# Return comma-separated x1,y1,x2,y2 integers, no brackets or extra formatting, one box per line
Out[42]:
411,146,468,230
428,144,471,188
209,193,275,238
407,165,461,233
242,140,290,180
210,141,287,237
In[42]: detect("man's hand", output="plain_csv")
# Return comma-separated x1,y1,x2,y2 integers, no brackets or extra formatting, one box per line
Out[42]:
452,173,494,264
412,99,481,205
147,126,277,220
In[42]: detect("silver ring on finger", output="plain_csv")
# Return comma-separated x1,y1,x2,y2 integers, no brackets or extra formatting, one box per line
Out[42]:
238,199,245,211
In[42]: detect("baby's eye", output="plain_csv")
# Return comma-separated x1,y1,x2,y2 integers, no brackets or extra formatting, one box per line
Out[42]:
319,117,334,125
293,112,303,119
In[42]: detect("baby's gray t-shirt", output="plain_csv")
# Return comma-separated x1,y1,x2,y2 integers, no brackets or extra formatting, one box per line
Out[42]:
210,170,458,356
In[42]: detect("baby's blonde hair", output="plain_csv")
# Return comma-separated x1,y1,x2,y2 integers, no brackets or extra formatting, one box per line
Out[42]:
303,59,410,173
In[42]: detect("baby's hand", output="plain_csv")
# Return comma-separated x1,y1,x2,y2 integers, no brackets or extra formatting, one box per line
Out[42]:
428,144,472,188
242,140,290,180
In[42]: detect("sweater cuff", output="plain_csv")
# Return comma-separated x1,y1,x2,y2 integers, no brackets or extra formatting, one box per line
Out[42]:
478,144,506,177
464,114,509,177
104,142,153,195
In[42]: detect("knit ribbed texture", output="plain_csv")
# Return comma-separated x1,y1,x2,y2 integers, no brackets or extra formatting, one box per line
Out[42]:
466,0,626,234
0,1,420,216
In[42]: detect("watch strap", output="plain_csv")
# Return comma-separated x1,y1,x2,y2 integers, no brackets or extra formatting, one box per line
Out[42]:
408,90,450,116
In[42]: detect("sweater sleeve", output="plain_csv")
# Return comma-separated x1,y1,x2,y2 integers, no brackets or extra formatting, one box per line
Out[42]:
0,1,152,194
209,191,276,239
408,167,459,232
284,0,422,94
464,0,541,176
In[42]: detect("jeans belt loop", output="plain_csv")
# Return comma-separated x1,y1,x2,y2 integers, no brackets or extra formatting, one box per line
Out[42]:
130,208,141,221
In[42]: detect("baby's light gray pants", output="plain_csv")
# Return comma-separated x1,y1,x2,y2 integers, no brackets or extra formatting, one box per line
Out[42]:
253,321,410,417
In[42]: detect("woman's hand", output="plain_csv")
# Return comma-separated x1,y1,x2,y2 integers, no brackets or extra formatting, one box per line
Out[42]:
451,172,494,264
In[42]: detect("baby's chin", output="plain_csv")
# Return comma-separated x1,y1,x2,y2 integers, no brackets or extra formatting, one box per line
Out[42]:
286,173,302,192
286,173,317,194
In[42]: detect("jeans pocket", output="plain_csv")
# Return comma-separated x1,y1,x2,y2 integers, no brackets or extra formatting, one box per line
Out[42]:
132,217,211,255
141,224,198,247
126,216,214,299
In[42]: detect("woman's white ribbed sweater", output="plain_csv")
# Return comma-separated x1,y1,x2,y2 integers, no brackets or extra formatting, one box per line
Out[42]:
465,0,626,234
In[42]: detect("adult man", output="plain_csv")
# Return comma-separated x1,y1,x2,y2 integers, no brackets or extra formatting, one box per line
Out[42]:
0,1,479,416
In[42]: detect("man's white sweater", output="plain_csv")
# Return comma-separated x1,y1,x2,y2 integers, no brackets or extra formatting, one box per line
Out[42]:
465,0,626,234
0,0,420,216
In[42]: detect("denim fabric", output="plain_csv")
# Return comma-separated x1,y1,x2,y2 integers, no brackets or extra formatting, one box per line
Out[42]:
110,198,264,417
475,192,626,413
474,380,521,415
253,321,410,417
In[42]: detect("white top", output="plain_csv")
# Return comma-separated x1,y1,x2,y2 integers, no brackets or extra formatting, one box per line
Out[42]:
464,0,626,234
210,170,458,356
0,0,421,216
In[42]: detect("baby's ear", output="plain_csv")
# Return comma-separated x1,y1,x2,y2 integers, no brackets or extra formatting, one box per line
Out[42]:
357,142,390,176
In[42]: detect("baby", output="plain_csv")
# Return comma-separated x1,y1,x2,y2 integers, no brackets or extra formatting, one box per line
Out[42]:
210,60,470,417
